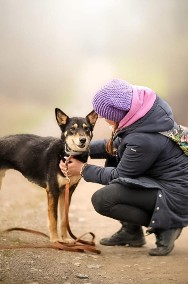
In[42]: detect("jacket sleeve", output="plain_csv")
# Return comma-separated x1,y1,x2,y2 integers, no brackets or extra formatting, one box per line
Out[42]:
89,138,121,159
89,140,109,159
83,133,163,185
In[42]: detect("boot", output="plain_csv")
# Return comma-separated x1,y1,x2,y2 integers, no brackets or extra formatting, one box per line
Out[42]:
149,228,182,256
100,222,146,247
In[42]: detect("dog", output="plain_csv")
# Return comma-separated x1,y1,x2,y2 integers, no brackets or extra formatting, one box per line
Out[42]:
0,108,98,242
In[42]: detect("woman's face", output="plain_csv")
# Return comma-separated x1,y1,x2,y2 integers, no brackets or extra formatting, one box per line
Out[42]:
98,115,116,127
105,119,116,126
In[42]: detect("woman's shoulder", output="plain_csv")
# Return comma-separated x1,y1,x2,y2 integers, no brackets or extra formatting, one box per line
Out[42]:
122,131,161,141
121,132,164,150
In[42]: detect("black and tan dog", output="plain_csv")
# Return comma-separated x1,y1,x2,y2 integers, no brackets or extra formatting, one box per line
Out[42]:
0,108,98,242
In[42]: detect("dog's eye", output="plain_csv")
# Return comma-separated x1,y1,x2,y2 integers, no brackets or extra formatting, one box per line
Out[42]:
83,126,89,132
70,127,76,133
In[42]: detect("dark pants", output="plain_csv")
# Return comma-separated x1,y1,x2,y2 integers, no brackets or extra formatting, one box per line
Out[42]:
91,183,158,227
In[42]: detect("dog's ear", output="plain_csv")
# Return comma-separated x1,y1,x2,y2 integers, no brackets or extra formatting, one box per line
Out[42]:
55,108,69,126
86,110,98,128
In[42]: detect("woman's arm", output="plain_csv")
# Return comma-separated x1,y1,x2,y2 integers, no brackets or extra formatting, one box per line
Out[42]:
82,134,163,184
89,139,110,159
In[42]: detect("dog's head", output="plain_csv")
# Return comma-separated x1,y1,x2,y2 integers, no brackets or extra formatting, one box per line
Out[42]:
55,108,98,154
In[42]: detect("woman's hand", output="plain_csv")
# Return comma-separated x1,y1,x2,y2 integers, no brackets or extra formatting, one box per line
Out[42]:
59,156,84,177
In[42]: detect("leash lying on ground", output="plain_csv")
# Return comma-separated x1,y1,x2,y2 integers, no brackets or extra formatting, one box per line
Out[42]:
0,175,101,254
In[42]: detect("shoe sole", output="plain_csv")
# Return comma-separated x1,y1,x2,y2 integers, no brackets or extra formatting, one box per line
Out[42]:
100,239,146,247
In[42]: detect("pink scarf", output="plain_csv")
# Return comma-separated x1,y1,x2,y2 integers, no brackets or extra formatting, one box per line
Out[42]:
118,86,156,130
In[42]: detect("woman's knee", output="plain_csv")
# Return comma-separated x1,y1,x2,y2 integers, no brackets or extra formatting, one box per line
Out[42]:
91,189,105,214
91,184,119,216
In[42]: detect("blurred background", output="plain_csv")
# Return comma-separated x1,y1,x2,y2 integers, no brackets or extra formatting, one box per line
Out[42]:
0,0,188,136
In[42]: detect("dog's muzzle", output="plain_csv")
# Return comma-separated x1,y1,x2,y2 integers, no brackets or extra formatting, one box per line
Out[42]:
78,137,87,148
64,143,89,156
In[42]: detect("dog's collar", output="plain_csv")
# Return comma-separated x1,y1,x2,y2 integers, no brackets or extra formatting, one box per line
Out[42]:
64,144,89,156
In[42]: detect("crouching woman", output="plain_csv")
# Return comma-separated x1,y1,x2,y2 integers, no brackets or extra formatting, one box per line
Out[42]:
60,79,188,256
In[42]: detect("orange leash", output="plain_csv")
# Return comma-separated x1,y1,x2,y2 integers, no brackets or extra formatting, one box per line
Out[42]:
64,181,95,245
0,180,101,254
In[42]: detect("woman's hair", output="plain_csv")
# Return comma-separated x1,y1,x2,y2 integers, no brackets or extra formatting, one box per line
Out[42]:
105,122,119,155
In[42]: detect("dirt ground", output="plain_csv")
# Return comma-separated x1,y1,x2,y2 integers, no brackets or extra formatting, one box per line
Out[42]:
0,120,188,284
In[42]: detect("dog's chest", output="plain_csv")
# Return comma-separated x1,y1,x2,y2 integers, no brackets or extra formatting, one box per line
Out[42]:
57,173,81,188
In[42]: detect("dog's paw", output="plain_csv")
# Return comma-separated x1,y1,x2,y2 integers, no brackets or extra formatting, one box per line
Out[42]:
61,237,73,243
50,237,72,243
50,237,60,243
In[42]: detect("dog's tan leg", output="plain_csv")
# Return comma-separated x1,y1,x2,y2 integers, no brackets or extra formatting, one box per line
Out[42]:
58,190,72,243
0,169,6,190
46,190,59,242
59,184,78,243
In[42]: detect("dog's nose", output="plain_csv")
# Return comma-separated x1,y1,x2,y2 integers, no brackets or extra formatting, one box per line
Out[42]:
79,137,86,144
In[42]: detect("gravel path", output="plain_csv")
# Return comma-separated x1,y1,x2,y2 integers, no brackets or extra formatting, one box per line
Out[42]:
0,120,188,284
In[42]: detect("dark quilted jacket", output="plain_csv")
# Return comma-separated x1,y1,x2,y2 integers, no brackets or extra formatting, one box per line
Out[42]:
83,96,188,230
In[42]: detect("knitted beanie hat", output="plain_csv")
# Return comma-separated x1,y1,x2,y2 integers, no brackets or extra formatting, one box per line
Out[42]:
92,79,133,122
